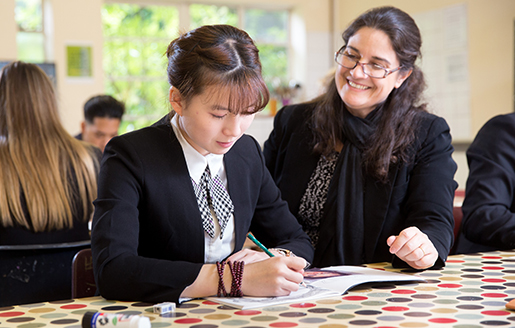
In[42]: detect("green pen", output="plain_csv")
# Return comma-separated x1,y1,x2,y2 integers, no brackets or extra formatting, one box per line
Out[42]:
247,232,307,287
247,232,275,257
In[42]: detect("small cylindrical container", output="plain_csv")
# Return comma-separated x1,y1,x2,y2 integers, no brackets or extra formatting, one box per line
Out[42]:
82,311,150,328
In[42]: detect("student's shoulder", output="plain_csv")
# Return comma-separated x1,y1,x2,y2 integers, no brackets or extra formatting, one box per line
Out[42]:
120,124,173,142
232,134,261,153
470,113,515,154
480,113,515,136
110,124,176,153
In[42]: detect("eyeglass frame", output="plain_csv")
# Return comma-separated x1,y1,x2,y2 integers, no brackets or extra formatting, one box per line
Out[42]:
334,45,403,79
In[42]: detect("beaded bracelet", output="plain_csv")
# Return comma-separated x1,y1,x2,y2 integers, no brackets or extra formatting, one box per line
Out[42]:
228,261,244,297
216,260,228,297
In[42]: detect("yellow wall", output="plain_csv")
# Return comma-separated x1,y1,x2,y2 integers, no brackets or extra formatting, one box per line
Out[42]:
0,1,17,59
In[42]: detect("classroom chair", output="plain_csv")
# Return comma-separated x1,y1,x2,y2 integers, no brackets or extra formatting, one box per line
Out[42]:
450,206,463,255
0,240,91,307
71,248,97,298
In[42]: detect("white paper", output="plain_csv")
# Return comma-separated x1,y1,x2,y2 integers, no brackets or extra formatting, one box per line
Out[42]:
207,265,426,309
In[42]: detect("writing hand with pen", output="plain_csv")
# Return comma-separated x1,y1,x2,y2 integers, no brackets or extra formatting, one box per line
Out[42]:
224,233,308,296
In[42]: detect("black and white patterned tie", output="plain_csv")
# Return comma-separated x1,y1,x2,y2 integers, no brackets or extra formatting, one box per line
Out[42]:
192,165,234,238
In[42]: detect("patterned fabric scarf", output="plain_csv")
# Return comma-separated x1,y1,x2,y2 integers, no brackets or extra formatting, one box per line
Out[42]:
298,152,339,247
192,165,234,239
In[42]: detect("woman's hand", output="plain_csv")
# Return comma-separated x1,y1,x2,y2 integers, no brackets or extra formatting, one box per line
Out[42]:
227,248,271,264
241,256,307,296
387,226,438,269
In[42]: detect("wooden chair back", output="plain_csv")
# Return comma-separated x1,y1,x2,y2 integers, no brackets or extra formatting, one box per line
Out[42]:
71,248,97,298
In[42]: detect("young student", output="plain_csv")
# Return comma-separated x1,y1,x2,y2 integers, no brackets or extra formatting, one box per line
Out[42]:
91,24,314,304
76,95,125,152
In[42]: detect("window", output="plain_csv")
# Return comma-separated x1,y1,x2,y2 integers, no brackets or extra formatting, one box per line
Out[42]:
189,4,238,29
15,0,46,62
244,9,289,105
103,3,290,131
102,4,179,131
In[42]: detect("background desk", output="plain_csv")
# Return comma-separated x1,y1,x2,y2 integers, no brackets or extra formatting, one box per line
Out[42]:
2,250,515,327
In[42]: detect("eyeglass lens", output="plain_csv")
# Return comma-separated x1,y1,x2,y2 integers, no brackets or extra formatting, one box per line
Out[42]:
335,48,388,78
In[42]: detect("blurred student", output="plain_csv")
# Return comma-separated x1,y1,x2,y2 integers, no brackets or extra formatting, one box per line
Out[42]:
456,113,515,253
0,61,100,245
76,95,125,152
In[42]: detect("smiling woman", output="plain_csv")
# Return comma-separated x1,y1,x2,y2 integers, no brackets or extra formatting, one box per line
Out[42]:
263,6,457,271
334,27,412,119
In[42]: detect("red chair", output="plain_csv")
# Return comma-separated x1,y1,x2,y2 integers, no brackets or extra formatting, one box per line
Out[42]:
71,248,97,298
450,206,463,255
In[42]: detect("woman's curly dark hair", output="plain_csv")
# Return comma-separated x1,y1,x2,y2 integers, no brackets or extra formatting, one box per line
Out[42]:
311,6,427,182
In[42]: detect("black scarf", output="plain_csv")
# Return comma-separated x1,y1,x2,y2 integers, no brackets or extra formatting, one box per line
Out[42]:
313,104,382,267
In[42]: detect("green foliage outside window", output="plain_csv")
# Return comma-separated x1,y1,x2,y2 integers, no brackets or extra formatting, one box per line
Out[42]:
102,4,178,132
189,4,238,29
245,9,288,43
15,0,45,63
245,9,289,113
103,3,290,132
15,0,42,31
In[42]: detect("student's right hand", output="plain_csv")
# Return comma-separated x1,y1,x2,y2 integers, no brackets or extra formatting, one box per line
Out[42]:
227,248,271,264
241,256,307,296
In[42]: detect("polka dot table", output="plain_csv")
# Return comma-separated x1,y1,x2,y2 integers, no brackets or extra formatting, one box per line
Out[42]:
2,250,515,327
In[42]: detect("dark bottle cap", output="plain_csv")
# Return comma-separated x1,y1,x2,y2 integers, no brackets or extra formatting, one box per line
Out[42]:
82,311,97,328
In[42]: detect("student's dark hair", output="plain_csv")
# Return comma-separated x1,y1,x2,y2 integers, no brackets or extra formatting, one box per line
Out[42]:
311,6,427,182
166,24,269,114
84,95,125,124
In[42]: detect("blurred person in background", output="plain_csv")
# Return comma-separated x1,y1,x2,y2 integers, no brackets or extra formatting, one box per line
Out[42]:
76,94,125,152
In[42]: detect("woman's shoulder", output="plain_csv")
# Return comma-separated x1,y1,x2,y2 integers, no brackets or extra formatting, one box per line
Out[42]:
414,111,451,138
274,101,316,128
405,111,453,155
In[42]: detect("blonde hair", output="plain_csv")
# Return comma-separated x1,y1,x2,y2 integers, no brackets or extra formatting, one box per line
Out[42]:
0,61,98,232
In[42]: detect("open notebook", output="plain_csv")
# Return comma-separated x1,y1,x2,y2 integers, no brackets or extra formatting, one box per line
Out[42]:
206,265,426,309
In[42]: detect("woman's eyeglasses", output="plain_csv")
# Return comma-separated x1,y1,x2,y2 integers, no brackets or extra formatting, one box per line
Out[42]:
334,46,402,79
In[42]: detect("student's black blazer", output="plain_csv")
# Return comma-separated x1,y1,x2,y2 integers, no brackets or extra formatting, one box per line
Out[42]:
264,103,457,268
456,113,515,253
91,123,313,303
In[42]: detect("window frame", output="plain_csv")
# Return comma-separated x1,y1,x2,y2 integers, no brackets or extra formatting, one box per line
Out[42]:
15,0,50,62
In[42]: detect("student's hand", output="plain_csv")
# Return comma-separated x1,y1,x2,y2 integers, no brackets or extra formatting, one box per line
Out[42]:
241,256,307,296
387,226,438,270
227,248,270,264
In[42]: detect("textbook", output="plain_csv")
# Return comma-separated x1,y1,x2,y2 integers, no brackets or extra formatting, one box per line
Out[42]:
207,265,426,309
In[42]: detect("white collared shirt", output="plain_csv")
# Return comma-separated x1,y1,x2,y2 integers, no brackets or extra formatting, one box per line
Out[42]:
171,115,235,263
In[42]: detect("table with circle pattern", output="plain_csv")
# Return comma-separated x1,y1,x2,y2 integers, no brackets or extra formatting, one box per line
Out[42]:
2,250,515,328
